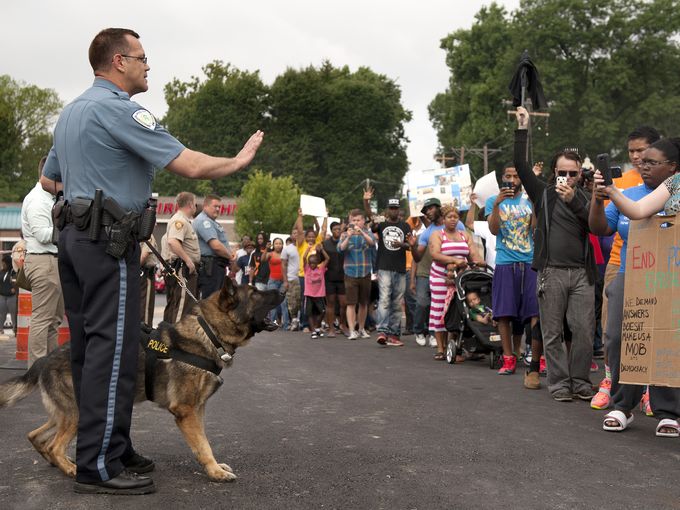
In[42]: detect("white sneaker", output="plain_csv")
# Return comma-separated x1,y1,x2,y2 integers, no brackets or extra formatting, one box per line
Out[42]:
359,329,371,339
428,335,437,347
415,334,427,346
348,330,359,340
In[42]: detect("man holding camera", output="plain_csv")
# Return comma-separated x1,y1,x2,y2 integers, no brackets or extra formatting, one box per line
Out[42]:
40,28,262,494
513,106,596,403
485,164,539,380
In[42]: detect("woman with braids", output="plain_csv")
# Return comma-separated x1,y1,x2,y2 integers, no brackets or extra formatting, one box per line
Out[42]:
428,204,483,361
594,137,680,437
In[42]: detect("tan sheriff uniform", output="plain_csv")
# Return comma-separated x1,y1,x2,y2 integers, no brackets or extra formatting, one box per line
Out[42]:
163,211,201,323
140,235,159,327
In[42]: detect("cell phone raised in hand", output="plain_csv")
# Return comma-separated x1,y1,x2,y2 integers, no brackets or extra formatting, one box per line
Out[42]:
556,176,568,187
501,182,514,190
596,153,613,186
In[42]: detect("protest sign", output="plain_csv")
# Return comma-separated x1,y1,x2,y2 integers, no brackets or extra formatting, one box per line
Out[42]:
619,215,680,387
407,164,473,217
317,217,341,235
300,195,327,217
269,233,290,243
472,172,500,208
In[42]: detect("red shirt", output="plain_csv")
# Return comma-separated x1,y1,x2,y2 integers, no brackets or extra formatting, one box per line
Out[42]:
268,251,283,281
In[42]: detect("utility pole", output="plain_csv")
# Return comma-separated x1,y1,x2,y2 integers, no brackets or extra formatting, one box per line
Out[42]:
483,144,488,174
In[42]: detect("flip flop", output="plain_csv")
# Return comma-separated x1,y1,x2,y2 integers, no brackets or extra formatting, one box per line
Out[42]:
603,410,634,432
434,352,445,361
655,418,680,438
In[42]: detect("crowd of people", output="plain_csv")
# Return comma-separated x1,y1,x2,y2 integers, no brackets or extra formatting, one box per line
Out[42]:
9,27,679,496
156,106,680,440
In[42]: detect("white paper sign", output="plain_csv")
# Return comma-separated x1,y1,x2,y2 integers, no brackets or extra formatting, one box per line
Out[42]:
317,217,341,235
300,195,327,218
472,172,500,208
269,233,290,243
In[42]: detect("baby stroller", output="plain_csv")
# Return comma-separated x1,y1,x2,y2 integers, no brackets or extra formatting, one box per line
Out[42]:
444,265,503,368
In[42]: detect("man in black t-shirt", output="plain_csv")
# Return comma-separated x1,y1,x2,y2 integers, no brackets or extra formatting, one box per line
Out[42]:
374,199,415,347
323,222,348,336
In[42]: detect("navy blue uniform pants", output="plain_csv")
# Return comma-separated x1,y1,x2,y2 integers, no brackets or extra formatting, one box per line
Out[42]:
58,224,141,483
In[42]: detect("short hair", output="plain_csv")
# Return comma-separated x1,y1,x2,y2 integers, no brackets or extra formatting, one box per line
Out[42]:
549,150,582,174
440,204,459,219
349,208,363,218
649,138,680,167
203,194,221,209
330,221,341,229
89,28,140,72
628,126,661,145
38,155,48,178
176,191,195,209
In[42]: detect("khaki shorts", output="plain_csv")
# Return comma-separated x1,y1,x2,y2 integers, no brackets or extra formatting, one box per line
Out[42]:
344,275,371,306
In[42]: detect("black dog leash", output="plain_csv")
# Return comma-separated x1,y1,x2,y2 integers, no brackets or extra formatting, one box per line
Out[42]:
143,239,199,304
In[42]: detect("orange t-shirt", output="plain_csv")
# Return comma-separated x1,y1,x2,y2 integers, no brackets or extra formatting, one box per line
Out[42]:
608,169,644,267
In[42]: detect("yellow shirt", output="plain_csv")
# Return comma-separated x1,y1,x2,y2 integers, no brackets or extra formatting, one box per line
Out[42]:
297,233,323,277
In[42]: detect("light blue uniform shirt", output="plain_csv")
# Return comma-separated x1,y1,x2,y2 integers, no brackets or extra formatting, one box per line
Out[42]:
43,78,185,213
193,211,228,256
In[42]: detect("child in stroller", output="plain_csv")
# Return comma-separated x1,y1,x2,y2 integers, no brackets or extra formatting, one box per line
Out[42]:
444,266,503,367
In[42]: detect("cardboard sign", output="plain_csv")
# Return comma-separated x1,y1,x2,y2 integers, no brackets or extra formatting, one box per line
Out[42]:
620,215,680,387
269,233,290,243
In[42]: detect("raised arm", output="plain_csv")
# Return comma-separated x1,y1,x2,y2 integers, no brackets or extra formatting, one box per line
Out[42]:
588,184,615,236
166,131,263,179
295,208,305,246
604,177,669,220
513,107,545,203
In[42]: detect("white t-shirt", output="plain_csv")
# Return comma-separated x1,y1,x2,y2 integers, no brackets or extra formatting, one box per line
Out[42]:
281,244,300,281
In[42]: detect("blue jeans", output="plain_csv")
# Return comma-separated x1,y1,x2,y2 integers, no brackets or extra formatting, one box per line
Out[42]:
376,270,406,337
413,276,431,335
404,271,417,331
267,279,289,328
298,276,308,328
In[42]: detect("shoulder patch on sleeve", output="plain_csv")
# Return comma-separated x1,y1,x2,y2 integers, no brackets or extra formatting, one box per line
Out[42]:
174,221,184,230
132,109,157,130
203,220,211,229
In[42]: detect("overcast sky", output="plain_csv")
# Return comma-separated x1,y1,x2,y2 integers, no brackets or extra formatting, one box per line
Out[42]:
2,0,519,174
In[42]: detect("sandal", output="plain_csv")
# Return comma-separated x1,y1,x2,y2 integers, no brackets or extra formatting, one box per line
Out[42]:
434,352,446,361
655,418,680,438
603,410,634,432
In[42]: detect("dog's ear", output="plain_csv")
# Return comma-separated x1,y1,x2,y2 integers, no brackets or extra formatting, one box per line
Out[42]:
218,276,238,310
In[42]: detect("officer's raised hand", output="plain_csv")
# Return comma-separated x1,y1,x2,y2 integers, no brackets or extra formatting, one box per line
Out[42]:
235,130,264,169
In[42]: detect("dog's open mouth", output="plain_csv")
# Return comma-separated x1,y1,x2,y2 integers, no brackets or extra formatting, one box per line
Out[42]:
251,317,279,333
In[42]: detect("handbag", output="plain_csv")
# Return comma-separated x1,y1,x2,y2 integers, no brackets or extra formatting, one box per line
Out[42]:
16,266,31,292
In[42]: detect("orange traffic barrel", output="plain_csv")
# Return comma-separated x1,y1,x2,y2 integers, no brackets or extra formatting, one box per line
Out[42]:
15,288,70,361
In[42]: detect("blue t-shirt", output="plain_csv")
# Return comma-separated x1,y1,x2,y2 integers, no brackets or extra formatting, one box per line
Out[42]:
605,184,653,274
417,221,465,247
484,194,534,264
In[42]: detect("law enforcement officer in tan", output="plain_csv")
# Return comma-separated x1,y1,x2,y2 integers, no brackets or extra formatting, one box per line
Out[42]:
163,192,201,323
139,234,159,327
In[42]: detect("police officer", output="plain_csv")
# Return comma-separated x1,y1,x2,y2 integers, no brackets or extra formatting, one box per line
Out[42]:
194,193,233,298
163,192,201,323
40,28,263,495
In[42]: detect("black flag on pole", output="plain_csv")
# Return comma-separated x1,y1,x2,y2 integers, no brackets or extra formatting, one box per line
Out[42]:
508,50,548,110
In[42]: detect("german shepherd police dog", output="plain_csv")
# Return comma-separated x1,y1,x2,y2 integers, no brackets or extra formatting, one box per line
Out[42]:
0,277,283,483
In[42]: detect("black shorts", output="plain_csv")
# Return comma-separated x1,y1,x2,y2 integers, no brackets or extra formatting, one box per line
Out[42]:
305,296,326,317
325,279,345,296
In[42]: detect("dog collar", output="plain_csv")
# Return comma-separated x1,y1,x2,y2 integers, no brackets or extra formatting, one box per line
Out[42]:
197,315,235,363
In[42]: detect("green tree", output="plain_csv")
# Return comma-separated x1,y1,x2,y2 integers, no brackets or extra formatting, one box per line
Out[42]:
0,75,62,200
429,0,680,176
155,61,269,197
234,170,301,238
266,62,411,215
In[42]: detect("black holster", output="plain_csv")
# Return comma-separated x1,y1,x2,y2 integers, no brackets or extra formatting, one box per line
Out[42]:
201,256,214,277
69,197,93,230
51,192,66,244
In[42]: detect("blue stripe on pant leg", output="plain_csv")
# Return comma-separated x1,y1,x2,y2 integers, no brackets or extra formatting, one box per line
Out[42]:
96,259,127,481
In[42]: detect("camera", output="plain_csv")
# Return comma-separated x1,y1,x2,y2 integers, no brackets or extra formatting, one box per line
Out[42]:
501,182,514,190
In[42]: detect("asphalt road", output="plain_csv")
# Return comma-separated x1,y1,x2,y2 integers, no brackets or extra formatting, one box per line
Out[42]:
1,322,679,509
